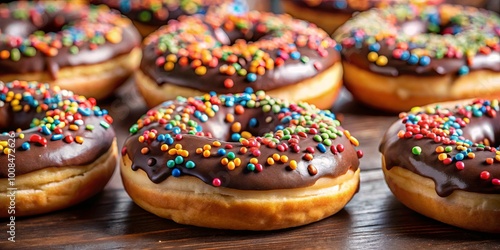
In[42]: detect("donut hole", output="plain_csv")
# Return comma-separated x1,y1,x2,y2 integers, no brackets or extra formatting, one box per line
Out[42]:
464,119,500,148
399,19,465,37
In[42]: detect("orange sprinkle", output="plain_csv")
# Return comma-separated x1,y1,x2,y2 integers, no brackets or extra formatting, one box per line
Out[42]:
272,153,280,161
227,161,235,170
161,144,169,151
225,113,234,123
235,105,244,115
203,144,211,150
203,150,211,158
75,136,84,144
231,122,241,132
438,153,448,161
289,160,297,170
212,141,221,147
221,158,229,165
280,155,289,163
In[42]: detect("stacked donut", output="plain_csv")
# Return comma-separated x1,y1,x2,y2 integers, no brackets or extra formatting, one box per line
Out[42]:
0,1,142,99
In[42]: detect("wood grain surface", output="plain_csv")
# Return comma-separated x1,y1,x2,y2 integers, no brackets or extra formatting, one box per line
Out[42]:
2,81,499,249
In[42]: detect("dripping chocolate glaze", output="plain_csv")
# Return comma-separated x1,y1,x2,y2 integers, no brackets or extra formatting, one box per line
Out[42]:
380,111,500,197
0,86,116,177
0,3,141,78
124,101,359,190
140,16,339,93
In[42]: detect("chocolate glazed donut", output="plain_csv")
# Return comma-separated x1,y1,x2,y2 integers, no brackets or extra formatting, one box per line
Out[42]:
0,80,118,217
121,91,363,230
0,1,141,99
334,4,500,112
136,11,343,109
380,99,500,232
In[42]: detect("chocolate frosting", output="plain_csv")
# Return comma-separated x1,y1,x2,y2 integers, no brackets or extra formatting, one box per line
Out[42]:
0,81,116,177
288,0,444,14
91,0,239,27
380,100,500,196
334,4,500,76
0,2,141,79
140,12,340,93
123,93,361,190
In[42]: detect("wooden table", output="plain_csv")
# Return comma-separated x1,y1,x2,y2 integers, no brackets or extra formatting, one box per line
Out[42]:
3,81,499,249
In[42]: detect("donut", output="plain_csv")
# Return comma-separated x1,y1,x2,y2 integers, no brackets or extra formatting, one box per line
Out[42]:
136,11,343,110
91,0,247,37
0,80,118,217
281,0,444,34
334,4,500,112
121,91,363,230
0,1,142,100
380,99,500,233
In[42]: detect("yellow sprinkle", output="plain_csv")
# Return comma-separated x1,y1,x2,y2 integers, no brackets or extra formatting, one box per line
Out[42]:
435,146,444,153
241,131,252,139
195,66,207,75
203,144,211,151
267,158,275,165
367,51,378,62
234,158,241,167
227,161,235,170
168,149,177,155
164,61,175,71
195,148,203,154
212,141,221,147
180,150,189,157
175,144,182,150
289,160,297,170
166,54,177,62
272,153,280,161
18,133,24,139
280,155,289,163
438,153,448,161
75,136,84,144
69,124,79,131
250,158,258,164
161,144,169,151
3,148,10,155
203,150,211,158
496,155,500,162
376,55,388,66
0,145,3,151
0,141,7,147
349,136,359,146
221,158,229,165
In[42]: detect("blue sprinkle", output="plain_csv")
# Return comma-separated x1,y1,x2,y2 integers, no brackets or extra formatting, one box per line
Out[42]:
281,116,291,124
172,127,181,135
165,124,173,130
317,143,327,153
196,125,203,132
290,51,300,60
368,43,380,52
244,87,254,94
275,125,284,131
165,137,174,145
200,114,208,122
77,107,91,116
21,142,30,151
94,110,103,116
455,153,465,161
194,110,202,118
51,134,63,141
172,168,181,177
335,44,342,51
458,65,469,75
231,133,241,142
400,51,410,61
157,134,165,142
334,0,347,9
249,118,258,127
407,54,419,65
246,73,257,82
217,148,226,156
212,105,219,112
41,126,51,135
419,56,431,66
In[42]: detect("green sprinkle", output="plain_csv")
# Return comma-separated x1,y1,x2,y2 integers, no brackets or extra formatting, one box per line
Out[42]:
412,146,422,155
100,121,110,129
175,156,184,165
185,161,196,169
227,152,236,160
